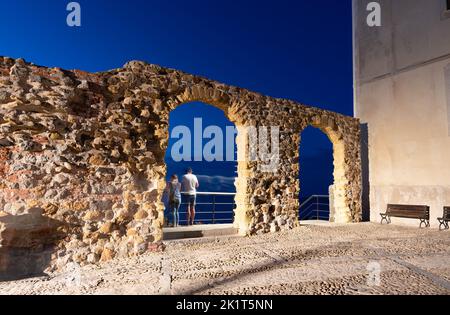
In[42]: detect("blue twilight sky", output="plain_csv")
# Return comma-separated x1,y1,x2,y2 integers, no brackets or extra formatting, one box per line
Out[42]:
0,0,352,198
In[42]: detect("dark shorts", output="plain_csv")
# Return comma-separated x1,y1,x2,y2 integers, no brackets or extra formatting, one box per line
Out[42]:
187,194,196,206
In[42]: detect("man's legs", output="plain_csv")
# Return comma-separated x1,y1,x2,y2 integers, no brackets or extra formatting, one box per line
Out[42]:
186,201,193,226
190,205,195,225
186,203,191,226
188,195,196,225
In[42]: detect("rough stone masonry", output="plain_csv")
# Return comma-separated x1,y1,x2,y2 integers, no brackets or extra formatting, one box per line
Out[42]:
0,57,362,279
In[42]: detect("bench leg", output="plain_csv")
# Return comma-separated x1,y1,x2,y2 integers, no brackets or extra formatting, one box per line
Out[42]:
438,219,445,231
419,219,429,228
445,221,449,230
380,214,390,225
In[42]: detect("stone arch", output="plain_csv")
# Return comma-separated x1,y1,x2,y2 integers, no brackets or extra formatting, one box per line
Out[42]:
156,86,252,235
0,58,361,271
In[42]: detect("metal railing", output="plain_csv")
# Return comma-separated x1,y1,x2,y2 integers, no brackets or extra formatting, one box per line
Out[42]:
168,192,236,225
166,192,329,224
299,195,330,221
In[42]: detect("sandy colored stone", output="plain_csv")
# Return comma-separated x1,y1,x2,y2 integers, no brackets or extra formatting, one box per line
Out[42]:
100,248,115,262
49,133,60,140
83,210,103,222
99,222,114,234
68,200,90,212
43,203,58,216
133,210,148,220
89,154,107,166
127,228,137,237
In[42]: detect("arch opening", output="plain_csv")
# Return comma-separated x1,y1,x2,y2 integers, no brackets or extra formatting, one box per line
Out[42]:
159,101,249,235
299,126,334,221
298,123,348,223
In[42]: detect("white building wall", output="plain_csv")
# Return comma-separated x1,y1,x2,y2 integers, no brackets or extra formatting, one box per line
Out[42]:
353,0,450,227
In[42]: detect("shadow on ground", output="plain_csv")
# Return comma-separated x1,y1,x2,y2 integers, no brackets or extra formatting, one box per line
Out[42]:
0,211,64,281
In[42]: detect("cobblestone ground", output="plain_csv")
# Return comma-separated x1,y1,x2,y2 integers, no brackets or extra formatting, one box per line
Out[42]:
1,223,449,295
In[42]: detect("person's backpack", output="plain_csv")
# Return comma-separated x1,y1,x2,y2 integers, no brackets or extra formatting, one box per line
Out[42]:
169,182,177,203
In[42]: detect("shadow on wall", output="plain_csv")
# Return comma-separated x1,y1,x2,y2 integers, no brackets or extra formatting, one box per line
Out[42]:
0,211,64,281
361,123,370,221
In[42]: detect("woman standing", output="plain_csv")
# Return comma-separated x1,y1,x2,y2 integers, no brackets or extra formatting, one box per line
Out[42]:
166,174,182,227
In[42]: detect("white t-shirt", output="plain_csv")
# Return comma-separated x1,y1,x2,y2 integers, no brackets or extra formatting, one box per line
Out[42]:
182,173,199,195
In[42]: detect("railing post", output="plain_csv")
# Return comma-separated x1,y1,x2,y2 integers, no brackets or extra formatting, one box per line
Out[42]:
316,196,319,220
212,194,216,224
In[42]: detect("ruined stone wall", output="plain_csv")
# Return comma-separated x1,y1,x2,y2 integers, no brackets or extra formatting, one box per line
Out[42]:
0,57,361,277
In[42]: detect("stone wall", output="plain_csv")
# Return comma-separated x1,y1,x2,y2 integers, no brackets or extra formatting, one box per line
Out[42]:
0,57,362,277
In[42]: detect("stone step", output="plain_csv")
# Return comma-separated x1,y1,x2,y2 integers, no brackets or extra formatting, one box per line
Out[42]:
162,224,238,241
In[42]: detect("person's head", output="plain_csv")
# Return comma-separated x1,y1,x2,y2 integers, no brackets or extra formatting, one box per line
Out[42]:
170,174,178,182
185,167,193,174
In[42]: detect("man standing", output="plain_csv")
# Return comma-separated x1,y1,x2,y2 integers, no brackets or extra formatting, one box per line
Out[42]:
182,168,199,226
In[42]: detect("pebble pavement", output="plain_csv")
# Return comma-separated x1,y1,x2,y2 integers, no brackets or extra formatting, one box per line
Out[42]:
1,223,449,295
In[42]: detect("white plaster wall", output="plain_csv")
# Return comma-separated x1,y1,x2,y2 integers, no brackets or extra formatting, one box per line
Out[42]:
353,0,450,227
354,0,450,87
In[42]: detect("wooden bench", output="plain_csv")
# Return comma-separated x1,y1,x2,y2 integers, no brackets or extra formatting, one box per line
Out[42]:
438,207,450,230
380,204,430,228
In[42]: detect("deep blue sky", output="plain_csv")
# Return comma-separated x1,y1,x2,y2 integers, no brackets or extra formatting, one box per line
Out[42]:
0,0,352,199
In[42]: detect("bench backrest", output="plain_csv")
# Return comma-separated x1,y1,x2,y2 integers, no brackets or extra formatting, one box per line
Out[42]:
386,204,430,219
444,207,450,220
